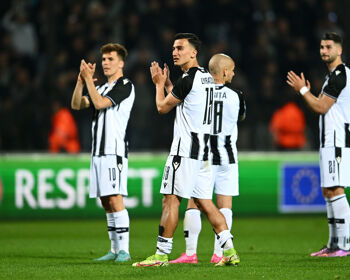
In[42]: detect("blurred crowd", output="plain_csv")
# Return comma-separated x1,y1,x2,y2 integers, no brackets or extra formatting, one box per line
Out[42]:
0,0,347,152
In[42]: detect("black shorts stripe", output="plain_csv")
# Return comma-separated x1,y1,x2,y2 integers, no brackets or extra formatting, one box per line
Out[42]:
321,115,325,148
190,132,199,159
171,156,181,194
210,135,221,165
116,155,122,191
345,123,350,147
225,135,235,164
92,110,99,156
99,109,107,156
124,140,128,158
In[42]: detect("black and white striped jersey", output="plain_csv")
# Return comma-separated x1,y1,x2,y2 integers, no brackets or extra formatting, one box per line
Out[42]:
89,77,135,157
170,67,214,160
320,63,350,148
210,83,246,165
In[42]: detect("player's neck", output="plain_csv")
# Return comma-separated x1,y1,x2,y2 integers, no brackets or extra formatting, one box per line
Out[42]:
213,77,225,84
107,71,123,84
181,60,199,72
327,57,343,72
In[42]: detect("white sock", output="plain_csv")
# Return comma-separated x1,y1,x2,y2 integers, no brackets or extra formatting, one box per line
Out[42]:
213,208,232,257
156,236,173,255
325,198,336,249
184,209,201,256
113,209,130,253
331,194,350,250
216,229,233,252
106,213,117,254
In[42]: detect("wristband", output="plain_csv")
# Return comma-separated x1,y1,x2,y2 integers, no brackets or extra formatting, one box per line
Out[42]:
299,86,308,96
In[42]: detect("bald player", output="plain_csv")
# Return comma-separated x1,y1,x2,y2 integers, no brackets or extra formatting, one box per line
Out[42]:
170,54,246,264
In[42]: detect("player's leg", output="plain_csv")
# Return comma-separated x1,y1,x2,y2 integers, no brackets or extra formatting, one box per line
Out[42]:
133,155,198,267
323,186,350,257
314,147,350,257
94,155,131,261
93,196,118,261
211,194,232,262
170,199,200,263
210,163,238,263
110,156,131,261
109,194,131,261
194,198,239,266
89,157,117,261
170,161,211,264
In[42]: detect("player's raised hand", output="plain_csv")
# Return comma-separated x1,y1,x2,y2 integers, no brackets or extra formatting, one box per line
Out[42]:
150,61,166,86
286,71,309,92
80,60,97,82
163,63,172,87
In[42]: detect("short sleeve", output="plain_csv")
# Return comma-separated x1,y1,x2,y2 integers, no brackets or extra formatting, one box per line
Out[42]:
323,64,346,99
171,68,196,100
106,79,132,106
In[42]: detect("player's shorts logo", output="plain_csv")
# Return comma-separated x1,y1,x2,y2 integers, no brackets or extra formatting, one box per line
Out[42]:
172,156,181,171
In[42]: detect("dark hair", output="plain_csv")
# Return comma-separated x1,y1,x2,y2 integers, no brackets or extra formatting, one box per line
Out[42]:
321,32,343,45
100,43,128,61
174,33,201,52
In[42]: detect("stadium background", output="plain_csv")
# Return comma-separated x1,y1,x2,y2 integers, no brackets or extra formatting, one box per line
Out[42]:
0,0,350,216
0,0,349,215
1,1,350,279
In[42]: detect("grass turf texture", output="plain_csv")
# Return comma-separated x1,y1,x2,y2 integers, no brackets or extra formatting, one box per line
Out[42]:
1,216,349,280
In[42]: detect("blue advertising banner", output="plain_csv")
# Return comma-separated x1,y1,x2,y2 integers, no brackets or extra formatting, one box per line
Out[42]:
279,164,326,213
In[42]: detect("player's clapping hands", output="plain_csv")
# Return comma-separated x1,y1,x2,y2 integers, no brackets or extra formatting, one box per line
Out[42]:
286,71,311,92
150,62,167,86
79,59,96,82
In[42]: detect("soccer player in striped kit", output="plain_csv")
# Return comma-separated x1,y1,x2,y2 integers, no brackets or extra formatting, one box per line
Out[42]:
287,32,350,257
71,43,135,262
170,53,246,264
133,34,238,267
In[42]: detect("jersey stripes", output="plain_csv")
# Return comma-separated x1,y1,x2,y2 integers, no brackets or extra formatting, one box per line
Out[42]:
170,67,214,160
89,77,135,157
319,64,350,148
209,84,246,165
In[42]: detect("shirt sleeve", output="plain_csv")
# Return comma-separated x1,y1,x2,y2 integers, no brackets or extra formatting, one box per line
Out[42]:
171,70,196,100
106,80,132,106
236,89,246,120
323,65,346,99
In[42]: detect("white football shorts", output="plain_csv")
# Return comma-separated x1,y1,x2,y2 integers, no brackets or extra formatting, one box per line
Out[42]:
212,163,239,196
89,155,128,198
160,155,213,199
320,147,350,188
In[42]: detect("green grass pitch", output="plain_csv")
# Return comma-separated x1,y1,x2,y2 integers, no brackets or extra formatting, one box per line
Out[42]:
1,216,349,280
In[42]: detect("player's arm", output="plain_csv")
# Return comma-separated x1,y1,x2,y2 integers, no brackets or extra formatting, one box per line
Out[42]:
80,59,113,110
71,73,90,110
156,86,181,114
286,71,335,114
237,90,246,121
